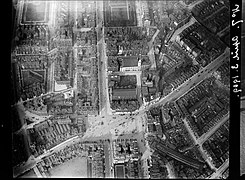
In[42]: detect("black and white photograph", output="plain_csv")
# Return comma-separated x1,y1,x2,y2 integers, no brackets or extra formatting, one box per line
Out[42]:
10,0,235,178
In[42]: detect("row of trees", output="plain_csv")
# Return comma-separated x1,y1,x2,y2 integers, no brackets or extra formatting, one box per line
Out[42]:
111,100,139,112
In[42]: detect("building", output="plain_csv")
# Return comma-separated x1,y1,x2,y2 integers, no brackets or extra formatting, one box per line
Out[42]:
150,138,206,170
56,118,71,125
145,81,153,87
108,81,115,87
111,5,129,22
192,47,201,58
54,80,70,92
155,124,163,135
120,56,141,72
142,86,149,96
34,121,49,131
147,123,155,133
76,116,87,125
112,88,137,100
114,164,125,178
148,87,157,94
180,38,196,52
63,89,74,99
109,75,120,82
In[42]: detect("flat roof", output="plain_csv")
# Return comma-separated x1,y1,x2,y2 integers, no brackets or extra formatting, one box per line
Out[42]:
115,164,125,178
112,88,137,100
121,56,138,67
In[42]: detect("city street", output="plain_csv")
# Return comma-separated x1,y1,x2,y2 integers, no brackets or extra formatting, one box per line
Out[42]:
209,159,229,179
179,0,205,10
81,111,148,149
147,47,157,69
25,111,51,126
13,155,37,178
72,43,78,115
170,17,197,42
96,0,112,116
80,111,148,177
35,135,80,162
142,47,230,113
12,1,230,178
197,113,229,145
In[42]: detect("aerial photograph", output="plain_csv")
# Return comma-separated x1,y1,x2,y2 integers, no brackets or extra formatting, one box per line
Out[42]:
11,0,230,178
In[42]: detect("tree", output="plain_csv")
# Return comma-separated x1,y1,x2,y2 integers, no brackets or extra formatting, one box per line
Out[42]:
34,133,46,146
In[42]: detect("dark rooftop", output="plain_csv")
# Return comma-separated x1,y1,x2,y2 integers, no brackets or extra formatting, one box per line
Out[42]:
121,56,138,67
114,164,125,178
112,88,137,100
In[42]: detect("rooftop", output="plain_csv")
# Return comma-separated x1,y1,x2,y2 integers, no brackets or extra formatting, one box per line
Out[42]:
112,88,137,100
114,164,125,178
142,86,148,95
121,56,138,67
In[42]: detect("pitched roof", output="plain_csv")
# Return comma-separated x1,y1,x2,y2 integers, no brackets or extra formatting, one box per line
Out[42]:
182,38,195,50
